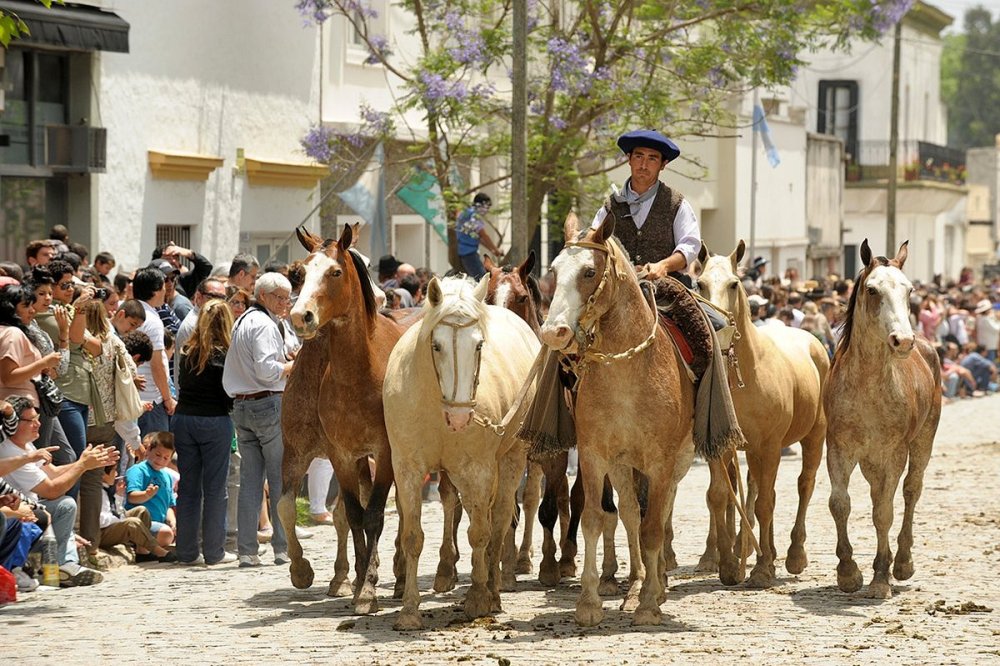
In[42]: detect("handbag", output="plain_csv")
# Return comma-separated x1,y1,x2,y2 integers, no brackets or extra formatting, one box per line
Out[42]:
113,346,144,421
31,374,64,417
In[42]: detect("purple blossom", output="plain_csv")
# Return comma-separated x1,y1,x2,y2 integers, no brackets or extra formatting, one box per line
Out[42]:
443,11,489,67
296,0,378,25
365,34,391,65
300,125,337,163
547,37,591,94
871,0,913,32
417,71,469,106
549,116,567,130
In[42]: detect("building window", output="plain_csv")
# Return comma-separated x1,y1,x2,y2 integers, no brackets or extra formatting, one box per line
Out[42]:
155,225,193,268
817,80,859,161
0,176,67,262
0,49,69,169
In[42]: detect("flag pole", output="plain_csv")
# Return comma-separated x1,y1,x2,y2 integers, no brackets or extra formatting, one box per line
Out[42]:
749,88,760,265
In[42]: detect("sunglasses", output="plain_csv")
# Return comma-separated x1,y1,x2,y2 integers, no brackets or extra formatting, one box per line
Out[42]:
57,281,73,289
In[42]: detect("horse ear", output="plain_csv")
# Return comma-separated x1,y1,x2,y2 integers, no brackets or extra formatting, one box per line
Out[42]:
697,242,709,266
295,226,322,252
337,224,353,253
519,250,536,281
563,211,579,244
734,239,746,265
483,254,496,272
894,240,909,269
426,277,443,307
473,274,490,302
597,211,616,243
349,223,361,249
860,239,872,268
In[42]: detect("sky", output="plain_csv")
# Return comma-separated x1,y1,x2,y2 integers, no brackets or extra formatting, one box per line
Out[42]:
931,0,1000,30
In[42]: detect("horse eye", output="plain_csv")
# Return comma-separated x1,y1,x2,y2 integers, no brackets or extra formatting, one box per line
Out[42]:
475,341,484,351
331,269,343,278
728,282,738,290
584,268,596,279
515,295,528,303
431,342,441,352
867,286,877,296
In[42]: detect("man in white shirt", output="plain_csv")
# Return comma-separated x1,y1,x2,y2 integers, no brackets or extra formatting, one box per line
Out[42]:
132,267,174,437
223,273,294,568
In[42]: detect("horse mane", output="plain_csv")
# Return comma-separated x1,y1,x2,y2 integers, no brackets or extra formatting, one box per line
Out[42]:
347,247,378,323
420,277,490,342
833,256,890,361
525,274,543,325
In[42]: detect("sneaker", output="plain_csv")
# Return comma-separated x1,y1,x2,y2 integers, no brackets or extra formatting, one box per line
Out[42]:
238,554,262,568
13,567,39,592
274,552,291,565
295,526,313,540
206,552,237,565
257,527,273,544
59,565,103,587
176,555,205,566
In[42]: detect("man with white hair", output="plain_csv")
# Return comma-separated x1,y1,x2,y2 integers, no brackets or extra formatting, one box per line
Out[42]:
223,272,294,568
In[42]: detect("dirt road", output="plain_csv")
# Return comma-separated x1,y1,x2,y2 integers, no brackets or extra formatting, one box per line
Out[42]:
4,397,999,664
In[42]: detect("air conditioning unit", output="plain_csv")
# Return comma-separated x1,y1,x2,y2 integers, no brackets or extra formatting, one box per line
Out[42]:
44,125,107,173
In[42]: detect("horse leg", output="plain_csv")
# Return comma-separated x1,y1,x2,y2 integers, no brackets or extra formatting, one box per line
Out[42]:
496,449,526,600
861,456,905,599
746,447,780,589
328,497,353,597
634,465,670,626
277,450,313,589
537,457,564,586
461,483,494,620
517,463,542,574
610,466,644,611
559,468,583,579
787,423,825,575
501,503,519,591
695,485,720,572
827,443,862,592
434,470,461,593
894,436,932,581
663,440,692,574
335,467,368,596
354,451,393,615
392,466,425,631
705,451,739,585
556,457,573,575
598,475,621,596
575,452,609,627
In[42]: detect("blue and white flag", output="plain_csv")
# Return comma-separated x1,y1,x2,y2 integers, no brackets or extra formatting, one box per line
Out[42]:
753,105,781,168
338,143,388,260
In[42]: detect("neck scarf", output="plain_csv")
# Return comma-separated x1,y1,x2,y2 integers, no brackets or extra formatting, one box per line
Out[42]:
612,178,659,219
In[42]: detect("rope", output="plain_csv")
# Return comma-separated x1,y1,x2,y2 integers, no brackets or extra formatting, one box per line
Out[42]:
723,448,762,565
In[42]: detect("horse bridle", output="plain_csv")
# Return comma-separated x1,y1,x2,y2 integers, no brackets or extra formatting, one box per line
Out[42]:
430,317,484,411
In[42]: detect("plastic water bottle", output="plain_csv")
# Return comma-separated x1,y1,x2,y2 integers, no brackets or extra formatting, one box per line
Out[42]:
40,525,60,587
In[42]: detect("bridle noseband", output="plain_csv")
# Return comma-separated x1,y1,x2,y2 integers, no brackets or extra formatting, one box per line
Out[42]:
430,317,484,410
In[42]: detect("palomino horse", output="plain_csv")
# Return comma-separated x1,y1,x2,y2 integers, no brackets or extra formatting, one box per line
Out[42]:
384,276,538,630
696,240,829,587
824,240,940,598
483,251,577,584
540,212,697,626
281,225,406,615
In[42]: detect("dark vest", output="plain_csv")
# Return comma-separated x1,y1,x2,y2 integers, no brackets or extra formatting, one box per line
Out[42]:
610,181,685,267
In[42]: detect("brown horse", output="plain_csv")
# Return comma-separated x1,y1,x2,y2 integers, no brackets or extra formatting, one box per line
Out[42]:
824,240,940,598
696,240,829,587
280,224,405,615
540,212,698,626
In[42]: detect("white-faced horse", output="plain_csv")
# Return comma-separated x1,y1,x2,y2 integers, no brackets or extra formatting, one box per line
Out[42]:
384,275,539,630
824,240,941,598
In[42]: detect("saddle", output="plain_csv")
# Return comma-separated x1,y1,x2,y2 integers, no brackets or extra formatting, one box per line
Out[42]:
640,276,713,379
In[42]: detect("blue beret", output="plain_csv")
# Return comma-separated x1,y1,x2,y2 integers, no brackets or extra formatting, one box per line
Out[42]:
617,130,680,162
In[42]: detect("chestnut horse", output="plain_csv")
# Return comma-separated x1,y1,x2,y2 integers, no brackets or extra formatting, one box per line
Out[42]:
696,240,829,587
280,225,406,615
540,212,699,626
824,240,940,598
385,276,539,630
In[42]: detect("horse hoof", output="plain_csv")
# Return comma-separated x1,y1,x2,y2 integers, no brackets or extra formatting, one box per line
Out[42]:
893,558,915,581
289,560,315,589
598,577,619,596
500,575,517,593
392,579,405,599
559,559,577,579
695,553,719,573
393,611,423,631
746,567,774,589
575,603,604,627
433,570,457,593
516,555,533,575
632,607,663,626
865,581,893,599
837,563,863,593
663,554,678,572
538,560,561,587
328,578,353,598
354,588,379,615
619,593,640,613
719,558,743,586
785,545,808,575
464,588,492,619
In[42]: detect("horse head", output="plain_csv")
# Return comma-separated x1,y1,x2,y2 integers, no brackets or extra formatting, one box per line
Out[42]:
696,239,749,321
484,250,540,332
540,210,619,352
849,239,914,356
290,224,375,338
423,275,490,432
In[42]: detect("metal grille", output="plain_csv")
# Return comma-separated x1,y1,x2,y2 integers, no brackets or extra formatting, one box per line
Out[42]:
154,225,192,267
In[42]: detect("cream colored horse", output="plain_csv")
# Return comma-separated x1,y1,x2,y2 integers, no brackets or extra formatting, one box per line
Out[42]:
384,276,539,630
695,240,829,587
825,240,940,598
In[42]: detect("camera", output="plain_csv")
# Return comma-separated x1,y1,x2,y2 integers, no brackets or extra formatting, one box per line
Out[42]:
93,287,110,301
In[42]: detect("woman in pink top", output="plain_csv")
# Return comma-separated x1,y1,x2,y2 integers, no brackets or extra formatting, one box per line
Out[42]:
918,294,943,342
0,285,61,406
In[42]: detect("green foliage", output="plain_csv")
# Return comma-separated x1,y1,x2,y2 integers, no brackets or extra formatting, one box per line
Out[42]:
945,8,1000,150
0,0,57,47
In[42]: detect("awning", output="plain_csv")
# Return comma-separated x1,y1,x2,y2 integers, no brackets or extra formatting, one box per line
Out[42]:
0,0,129,53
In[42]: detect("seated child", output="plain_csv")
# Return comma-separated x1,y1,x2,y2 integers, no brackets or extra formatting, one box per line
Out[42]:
99,465,175,563
124,432,176,551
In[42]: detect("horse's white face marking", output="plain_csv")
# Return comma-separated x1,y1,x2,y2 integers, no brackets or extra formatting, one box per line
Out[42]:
495,282,513,311
697,257,741,314
290,252,337,337
865,264,915,355
540,248,591,351
431,317,485,432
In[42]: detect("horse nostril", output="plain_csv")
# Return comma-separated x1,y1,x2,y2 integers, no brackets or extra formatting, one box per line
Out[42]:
889,334,899,347
556,325,570,339
303,311,314,325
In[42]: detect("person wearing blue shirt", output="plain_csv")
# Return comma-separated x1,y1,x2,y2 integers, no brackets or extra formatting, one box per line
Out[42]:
125,431,176,552
455,193,503,279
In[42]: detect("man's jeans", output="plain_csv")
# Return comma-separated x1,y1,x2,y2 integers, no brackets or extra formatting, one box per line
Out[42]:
173,413,233,563
460,252,487,280
37,495,79,566
232,394,286,557
56,399,89,499
138,401,171,440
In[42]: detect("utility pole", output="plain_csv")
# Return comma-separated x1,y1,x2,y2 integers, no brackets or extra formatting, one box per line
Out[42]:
887,19,902,251
749,89,760,264
510,0,528,262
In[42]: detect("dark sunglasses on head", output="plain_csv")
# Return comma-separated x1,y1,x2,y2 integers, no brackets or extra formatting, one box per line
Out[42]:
57,281,73,289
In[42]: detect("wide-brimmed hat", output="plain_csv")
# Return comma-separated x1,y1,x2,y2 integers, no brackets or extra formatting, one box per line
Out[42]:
748,294,769,308
378,254,402,276
975,298,992,314
617,130,681,162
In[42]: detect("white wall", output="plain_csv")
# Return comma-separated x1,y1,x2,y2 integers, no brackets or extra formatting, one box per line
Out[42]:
96,0,323,271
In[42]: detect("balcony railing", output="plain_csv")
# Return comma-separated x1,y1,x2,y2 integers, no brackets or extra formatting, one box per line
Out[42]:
845,140,965,185
44,125,107,173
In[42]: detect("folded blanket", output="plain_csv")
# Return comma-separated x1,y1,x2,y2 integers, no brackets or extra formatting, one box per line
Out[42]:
517,349,577,459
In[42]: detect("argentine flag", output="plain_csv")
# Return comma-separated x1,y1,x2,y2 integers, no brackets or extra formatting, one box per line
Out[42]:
338,143,389,260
